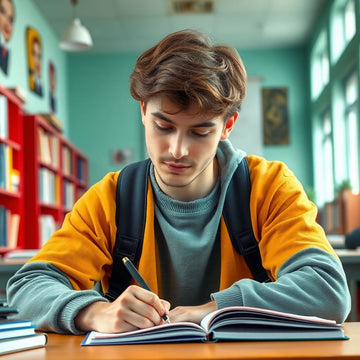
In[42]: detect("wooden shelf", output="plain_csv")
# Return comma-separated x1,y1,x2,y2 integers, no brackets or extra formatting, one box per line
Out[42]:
23,114,88,249
0,85,24,251
0,84,88,251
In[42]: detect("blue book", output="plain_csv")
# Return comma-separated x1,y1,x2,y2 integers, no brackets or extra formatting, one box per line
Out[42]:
0,144,5,188
0,206,7,247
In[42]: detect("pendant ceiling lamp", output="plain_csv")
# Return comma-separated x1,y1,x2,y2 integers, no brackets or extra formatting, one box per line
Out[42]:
59,0,93,52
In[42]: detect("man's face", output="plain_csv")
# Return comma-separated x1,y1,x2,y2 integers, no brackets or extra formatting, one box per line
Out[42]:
0,0,14,42
141,96,236,201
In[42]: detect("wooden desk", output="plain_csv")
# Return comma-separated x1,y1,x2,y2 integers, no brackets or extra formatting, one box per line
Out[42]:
1,322,360,360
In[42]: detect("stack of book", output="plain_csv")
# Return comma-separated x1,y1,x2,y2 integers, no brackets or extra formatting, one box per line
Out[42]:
0,301,47,355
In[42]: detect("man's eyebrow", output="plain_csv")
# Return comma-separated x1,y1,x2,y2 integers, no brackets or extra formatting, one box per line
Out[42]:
151,111,218,128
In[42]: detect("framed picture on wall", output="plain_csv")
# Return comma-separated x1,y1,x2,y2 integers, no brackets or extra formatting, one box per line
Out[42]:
0,0,15,75
113,148,134,165
262,87,289,145
26,27,43,97
49,61,56,113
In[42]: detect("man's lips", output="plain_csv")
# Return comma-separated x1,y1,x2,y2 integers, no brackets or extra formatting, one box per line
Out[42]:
163,161,191,173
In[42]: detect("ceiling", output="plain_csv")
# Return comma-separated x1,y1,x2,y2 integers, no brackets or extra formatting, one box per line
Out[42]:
33,0,326,53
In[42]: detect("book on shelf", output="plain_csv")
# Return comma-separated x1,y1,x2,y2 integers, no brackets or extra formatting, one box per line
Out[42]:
10,168,20,192
37,127,59,168
39,113,63,133
0,205,7,247
0,206,20,249
63,180,75,209
38,167,58,205
39,214,57,246
0,94,8,138
62,146,72,176
0,143,11,190
7,212,20,249
0,143,17,192
81,306,348,346
77,157,85,182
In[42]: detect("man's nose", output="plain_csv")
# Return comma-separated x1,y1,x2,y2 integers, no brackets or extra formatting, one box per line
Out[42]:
169,133,189,159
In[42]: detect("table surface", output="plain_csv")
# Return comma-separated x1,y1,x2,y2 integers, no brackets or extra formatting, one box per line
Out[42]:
1,322,360,360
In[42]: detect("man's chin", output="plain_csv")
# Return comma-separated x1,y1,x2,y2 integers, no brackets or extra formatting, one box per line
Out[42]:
155,171,193,189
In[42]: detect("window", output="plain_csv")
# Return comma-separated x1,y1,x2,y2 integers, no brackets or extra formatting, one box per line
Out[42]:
311,31,329,99
330,0,356,62
344,0,356,42
319,111,335,203
343,71,359,193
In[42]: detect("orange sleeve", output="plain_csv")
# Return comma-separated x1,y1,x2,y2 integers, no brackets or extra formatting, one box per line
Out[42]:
247,155,338,279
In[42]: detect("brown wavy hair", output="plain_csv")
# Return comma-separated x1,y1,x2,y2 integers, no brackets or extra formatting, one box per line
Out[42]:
130,29,247,120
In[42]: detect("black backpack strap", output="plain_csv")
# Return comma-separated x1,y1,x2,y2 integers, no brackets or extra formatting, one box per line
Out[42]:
223,157,270,283
105,159,151,301
105,156,268,301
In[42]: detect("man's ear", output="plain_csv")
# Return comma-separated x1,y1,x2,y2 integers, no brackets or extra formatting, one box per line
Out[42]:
221,113,238,140
140,101,146,125
140,101,146,115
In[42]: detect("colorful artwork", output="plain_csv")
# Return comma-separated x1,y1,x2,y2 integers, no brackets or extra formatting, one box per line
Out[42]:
113,148,134,165
262,87,289,145
26,27,43,97
0,0,15,75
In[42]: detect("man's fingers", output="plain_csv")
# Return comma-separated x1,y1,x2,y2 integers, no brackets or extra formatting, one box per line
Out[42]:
117,285,168,328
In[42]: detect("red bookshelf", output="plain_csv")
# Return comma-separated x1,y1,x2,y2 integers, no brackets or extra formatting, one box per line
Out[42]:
23,114,88,249
0,85,24,252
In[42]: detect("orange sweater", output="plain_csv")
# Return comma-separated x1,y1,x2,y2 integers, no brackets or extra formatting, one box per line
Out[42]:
29,155,338,295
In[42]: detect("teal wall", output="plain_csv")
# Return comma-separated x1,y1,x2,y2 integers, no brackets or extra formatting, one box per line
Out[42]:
67,52,144,185
2,0,313,189
68,47,312,187
0,0,69,134
241,48,312,187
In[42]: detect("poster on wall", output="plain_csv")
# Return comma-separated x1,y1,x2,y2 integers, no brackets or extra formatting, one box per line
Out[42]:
113,148,134,165
0,0,15,75
262,87,289,145
49,61,56,113
26,27,43,97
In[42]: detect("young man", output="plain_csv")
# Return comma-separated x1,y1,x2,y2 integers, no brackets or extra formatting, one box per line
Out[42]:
7,29,350,335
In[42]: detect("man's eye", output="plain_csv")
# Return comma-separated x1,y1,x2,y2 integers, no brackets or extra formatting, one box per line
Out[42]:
193,130,210,137
155,122,171,132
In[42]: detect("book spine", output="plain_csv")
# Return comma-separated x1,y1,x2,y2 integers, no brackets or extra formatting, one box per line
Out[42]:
0,95,8,139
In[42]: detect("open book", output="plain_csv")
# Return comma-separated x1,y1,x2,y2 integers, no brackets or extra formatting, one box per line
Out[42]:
81,306,347,345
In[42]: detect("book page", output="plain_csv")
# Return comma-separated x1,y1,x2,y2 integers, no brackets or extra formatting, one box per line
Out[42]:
200,306,339,333
82,322,206,346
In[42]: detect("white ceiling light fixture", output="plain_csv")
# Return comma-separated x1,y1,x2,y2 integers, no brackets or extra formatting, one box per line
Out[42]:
59,0,93,52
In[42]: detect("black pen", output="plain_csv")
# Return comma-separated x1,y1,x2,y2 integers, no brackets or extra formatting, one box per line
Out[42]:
122,257,171,324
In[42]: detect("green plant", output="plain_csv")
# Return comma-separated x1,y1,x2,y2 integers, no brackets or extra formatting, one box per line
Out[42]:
335,179,352,196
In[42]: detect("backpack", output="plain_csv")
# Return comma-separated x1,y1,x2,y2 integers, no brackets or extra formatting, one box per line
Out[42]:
105,157,269,301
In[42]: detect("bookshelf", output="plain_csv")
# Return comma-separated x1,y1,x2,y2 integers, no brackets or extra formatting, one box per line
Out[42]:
23,114,88,249
0,85,24,252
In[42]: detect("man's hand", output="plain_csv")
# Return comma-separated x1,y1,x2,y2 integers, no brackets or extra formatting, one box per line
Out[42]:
169,301,217,324
74,285,170,333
